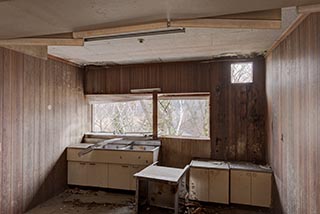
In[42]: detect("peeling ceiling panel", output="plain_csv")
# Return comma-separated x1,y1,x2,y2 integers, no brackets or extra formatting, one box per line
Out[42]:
0,0,319,39
48,7,298,65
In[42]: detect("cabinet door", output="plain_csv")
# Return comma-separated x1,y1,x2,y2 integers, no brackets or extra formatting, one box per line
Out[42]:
189,167,209,201
230,170,251,205
68,161,87,186
87,163,108,188
251,172,272,207
209,169,229,204
108,164,131,190
130,165,145,190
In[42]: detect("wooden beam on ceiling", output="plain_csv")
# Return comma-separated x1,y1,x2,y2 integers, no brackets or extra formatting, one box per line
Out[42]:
215,9,281,20
0,38,84,46
1,45,47,60
73,9,281,39
73,22,168,39
171,18,281,29
297,3,320,13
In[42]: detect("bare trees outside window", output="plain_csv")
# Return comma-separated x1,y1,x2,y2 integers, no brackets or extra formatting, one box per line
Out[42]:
158,98,209,138
231,62,253,83
92,95,210,139
92,100,153,134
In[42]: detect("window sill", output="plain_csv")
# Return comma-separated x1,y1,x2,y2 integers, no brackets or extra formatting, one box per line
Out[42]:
159,136,210,141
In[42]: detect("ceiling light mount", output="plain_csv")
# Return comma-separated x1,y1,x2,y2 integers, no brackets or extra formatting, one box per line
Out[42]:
84,28,185,43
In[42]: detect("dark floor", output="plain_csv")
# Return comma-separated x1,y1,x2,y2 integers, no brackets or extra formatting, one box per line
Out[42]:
25,188,271,214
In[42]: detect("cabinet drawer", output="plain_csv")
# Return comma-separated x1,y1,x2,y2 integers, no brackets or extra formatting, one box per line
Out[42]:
113,151,153,165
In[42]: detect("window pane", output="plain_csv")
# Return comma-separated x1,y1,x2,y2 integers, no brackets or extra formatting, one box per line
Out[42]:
158,98,210,138
231,62,253,83
92,100,152,134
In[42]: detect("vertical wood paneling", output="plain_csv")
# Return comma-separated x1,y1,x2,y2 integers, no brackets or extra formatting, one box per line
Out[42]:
0,47,89,213
266,13,320,214
85,58,267,164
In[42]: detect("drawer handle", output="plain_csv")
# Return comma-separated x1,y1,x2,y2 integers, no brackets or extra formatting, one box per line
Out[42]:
120,156,122,159
89,163,96,165
80,162,86,165
138,156,141,159
122,165,129,168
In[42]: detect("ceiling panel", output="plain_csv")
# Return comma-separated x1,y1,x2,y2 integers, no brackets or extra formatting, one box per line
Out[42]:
48,7,298,65
0,0,319,39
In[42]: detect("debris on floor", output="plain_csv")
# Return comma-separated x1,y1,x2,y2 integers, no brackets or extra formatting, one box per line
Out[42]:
25,187,272,214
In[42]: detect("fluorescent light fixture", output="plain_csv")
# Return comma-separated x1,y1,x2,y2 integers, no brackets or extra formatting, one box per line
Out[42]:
130,88,161,94
84,28,185,42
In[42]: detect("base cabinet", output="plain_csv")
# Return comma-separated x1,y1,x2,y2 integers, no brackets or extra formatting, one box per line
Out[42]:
108,164,131,190
68,162,108,187
189,167,209,201
189,161,229,204
230,169,272,207
87,163,108,187
208,169,229,204
68,162,87,186
68,161,147,190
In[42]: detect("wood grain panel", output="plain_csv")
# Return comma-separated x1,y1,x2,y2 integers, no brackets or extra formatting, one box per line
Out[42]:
266,13,320,214
85,58,267,164
0,47,89,213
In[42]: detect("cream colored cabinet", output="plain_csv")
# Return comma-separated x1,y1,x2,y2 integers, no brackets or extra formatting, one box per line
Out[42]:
208,169,229,204
86,162,108,187
230,163,272,208
189,167,209,201
68,161,87,186
251,172,272,207
68,161,108,187
108,164,145,190
189,160,229,204
67,143,160,190
108,164,131,190
230,170,251,205
130,165,145,190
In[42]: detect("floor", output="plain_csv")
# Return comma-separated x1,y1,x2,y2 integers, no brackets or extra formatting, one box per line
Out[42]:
25,188,272,214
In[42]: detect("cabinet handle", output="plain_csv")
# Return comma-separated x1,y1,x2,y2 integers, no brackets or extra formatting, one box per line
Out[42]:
246,172,251,176
122,165,129,168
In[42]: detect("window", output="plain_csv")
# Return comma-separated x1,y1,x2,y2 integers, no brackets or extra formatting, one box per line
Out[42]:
92,100,152,135
231,62,253,83
158,95,210,138
90,93,210,139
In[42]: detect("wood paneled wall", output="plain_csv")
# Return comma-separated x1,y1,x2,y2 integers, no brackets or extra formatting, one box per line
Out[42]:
159,138,211,168
266,13,320,214
0,47,89,213
85,57,267,164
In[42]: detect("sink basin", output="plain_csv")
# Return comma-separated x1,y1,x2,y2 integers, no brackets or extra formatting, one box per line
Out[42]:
124,145,157,151
101,144,128,150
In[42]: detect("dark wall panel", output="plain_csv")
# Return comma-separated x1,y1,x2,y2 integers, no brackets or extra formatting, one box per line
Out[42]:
85,57,267,164
0,47,89,213
266,13,320,214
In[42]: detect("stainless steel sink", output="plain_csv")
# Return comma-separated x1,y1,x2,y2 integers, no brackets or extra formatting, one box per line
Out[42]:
124,145,157,151
101,144,128,150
